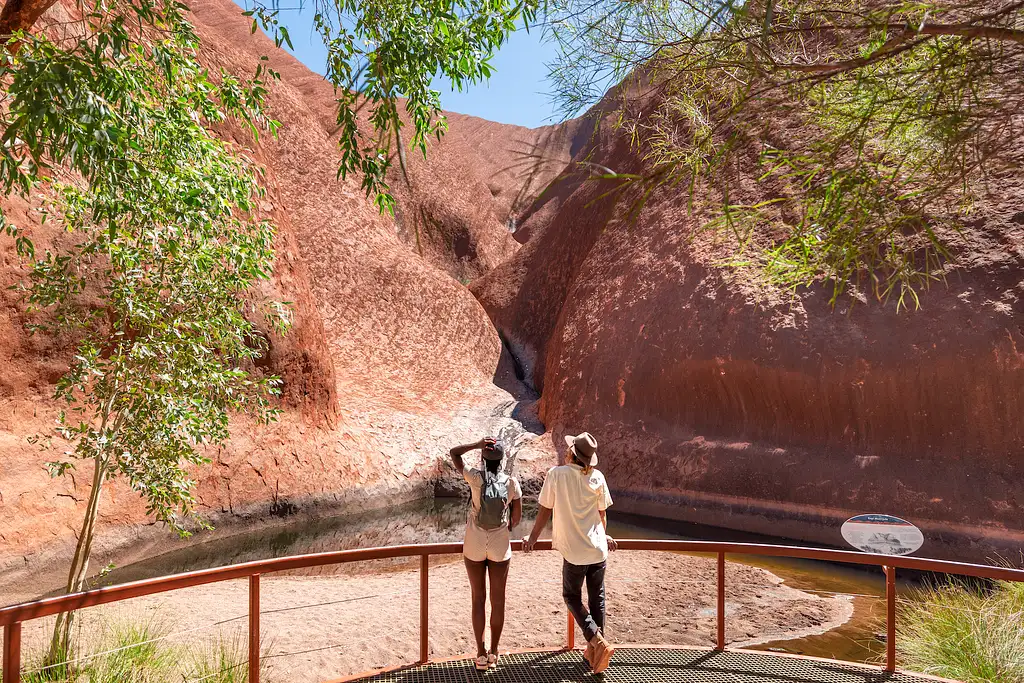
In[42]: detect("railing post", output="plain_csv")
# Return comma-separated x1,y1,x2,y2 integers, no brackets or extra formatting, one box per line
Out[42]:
420,555,429,664
3,622,21,683
566,610,576,650
885,565,896,672
249,574,260,683
716,551,726,650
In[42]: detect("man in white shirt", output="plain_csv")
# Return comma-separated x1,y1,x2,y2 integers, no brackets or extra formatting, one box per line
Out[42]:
523,432,617,673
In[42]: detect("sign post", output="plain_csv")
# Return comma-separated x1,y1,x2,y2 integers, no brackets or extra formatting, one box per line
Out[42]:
841,513,923,673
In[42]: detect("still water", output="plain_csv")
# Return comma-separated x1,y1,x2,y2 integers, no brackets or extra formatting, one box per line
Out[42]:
87,498,890,665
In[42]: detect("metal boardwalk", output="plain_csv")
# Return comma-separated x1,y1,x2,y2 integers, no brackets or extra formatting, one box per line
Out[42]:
344,648,946,683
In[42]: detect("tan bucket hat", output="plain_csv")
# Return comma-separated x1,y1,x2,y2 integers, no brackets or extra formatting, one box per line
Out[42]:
564,432,598,467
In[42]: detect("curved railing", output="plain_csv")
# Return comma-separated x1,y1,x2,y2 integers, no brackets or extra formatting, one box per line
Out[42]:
3,539,1024,683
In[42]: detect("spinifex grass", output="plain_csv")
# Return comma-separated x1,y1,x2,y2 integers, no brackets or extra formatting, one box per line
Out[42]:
185,632,270,683
86,619,180,683
898,579,1024,683
4,617,265,683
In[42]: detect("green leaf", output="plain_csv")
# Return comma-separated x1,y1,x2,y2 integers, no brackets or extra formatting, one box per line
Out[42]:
278,26,293,50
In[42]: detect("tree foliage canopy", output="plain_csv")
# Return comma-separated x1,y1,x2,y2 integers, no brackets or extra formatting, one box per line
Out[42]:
1,0,287,532
250,0,539,213
546,0,1024,306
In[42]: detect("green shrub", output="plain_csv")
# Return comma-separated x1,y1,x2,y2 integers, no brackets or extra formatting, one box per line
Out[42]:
898,579,1024,683
84,619,179,683
20,642,75,682
6,617,265,683
184,633,263,683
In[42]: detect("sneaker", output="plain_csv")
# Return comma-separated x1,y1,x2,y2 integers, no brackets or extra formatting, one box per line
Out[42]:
591,635,615,674
475,654,489,671
488,653,499,669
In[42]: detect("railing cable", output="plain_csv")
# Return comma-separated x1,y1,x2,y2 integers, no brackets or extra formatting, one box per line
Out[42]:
184,661,246,683
19,612,250,676
17,587,418,677
258,587,419,617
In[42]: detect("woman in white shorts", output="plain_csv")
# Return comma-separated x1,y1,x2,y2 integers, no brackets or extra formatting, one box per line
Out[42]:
449,437,522,670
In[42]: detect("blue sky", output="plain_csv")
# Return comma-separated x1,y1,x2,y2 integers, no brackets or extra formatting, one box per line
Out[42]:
232,1,561,129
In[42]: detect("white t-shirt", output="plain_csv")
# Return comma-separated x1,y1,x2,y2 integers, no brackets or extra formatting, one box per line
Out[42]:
538,464,613,566
463,468,523,562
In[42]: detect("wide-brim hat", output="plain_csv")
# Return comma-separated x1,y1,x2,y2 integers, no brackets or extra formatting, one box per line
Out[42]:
564,432,598,467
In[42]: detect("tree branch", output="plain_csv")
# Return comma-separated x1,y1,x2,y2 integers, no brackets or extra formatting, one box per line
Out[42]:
772,20,1024,74
0,0,58,37
914,22,1024,43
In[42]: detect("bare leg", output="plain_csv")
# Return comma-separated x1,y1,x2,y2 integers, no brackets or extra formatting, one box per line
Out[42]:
465,558,488,657
486,559,510,654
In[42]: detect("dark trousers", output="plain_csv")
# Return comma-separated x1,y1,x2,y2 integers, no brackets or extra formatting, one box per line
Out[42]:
562,559,606,642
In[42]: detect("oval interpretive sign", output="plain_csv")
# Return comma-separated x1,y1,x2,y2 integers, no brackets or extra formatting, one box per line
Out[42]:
841,514,924,556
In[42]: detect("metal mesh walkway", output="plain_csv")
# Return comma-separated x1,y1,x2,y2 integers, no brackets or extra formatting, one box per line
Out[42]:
340,648,945,683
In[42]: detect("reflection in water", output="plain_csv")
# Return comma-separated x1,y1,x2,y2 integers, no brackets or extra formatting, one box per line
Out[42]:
96,499,502,584
85,499,889,664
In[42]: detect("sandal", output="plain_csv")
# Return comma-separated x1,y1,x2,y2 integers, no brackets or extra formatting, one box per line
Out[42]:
475,654,489,671
488,653,499,669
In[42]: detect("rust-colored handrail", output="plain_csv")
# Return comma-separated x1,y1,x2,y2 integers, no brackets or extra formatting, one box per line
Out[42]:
716,551,726,650
249,574,260,683
419,556,429,664
3,539,1023,683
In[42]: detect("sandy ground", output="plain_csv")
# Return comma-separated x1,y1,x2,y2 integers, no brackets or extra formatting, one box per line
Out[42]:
15,550,852,682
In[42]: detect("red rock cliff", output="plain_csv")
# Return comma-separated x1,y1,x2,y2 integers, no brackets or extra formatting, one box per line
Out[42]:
0,0,570,593
472,89,1024,563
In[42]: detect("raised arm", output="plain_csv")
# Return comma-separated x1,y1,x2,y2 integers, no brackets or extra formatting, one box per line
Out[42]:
522,505,552,552
449,438,487,475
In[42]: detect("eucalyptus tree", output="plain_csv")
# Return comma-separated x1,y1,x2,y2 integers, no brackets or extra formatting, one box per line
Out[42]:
545,0,1024,306
0,0,289,664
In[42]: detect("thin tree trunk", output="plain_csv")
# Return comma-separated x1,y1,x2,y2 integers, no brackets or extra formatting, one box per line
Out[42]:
44,454,106,668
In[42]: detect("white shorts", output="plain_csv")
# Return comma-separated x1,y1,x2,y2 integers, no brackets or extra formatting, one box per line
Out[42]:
463,521,512,563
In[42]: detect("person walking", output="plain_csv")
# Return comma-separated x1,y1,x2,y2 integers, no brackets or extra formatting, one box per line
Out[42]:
523,432,616,673
450,437,523,670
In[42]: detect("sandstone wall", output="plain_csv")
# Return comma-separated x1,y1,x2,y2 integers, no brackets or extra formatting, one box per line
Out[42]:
0,0,561,594
472,96,1024,563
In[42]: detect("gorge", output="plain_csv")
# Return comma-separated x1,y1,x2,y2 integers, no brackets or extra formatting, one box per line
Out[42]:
2,0,1023,609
